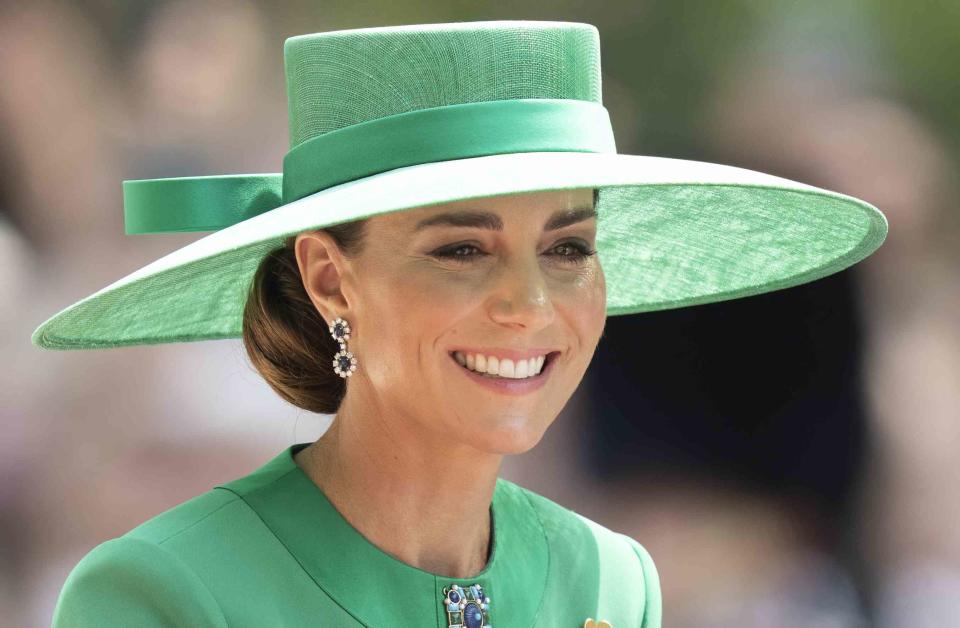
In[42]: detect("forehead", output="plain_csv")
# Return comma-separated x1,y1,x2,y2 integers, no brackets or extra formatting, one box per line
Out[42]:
376,188,596,232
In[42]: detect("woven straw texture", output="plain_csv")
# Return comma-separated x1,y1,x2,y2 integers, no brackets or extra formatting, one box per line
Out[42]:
284,21,601,148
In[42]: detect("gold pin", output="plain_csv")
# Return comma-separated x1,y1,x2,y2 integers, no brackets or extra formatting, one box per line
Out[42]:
584,619,613,628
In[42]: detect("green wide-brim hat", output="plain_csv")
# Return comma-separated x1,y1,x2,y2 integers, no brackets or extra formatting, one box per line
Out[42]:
32,20,887,350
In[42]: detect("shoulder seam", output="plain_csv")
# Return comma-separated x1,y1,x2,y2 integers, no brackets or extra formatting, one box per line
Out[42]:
216,464,300,496
146,488,242,546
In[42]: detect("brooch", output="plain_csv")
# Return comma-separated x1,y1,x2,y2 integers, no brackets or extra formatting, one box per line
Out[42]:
441,583,491,627
584,619,613,628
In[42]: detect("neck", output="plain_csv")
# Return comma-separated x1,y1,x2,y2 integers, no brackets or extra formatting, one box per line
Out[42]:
294,388,502,578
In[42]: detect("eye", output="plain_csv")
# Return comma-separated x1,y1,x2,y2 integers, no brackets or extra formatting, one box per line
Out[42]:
550,240,597,264
430,243,489,264
429,240,597,265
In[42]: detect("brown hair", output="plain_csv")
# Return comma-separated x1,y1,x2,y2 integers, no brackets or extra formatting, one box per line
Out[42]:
242,220,368,414
242,189,599,414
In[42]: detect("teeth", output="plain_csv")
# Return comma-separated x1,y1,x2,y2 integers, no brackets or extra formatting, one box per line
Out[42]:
453,351,549,379
516,359,528,378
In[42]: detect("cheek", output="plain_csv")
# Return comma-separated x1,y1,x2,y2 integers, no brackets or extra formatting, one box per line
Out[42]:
564,264,607,335
359,266,478,366
595,263,607,319
382,267,481,321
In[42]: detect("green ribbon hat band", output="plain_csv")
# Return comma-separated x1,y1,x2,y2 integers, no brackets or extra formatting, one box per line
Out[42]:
123,174,283,235
123,98,616,235
282,98,616,203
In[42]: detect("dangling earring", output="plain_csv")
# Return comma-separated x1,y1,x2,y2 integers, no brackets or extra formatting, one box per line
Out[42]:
329,317,358,378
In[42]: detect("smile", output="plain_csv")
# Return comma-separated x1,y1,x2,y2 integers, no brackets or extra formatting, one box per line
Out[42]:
449,351,559,396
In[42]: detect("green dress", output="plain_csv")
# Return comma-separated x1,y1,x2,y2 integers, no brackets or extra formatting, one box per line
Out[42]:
51,442,661,627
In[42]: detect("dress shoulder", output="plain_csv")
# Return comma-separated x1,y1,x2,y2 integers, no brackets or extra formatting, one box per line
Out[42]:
51,535,228,627
501,478,662,628
123,485,241,544
621,532,663,628
52,487,246,627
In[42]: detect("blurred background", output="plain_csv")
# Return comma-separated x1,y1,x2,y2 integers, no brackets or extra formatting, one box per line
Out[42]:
2,1,958,626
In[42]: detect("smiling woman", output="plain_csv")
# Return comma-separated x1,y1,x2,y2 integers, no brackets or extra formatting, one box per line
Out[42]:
286,189,605,459
36,19,886,628
244,188,603,417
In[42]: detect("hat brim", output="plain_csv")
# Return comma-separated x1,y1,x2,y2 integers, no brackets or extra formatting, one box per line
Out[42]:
32,151,887,350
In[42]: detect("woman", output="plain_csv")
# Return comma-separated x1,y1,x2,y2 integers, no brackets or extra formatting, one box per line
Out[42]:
34,20,887,628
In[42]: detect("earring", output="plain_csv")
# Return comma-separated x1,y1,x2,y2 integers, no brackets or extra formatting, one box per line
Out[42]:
329,317,358,378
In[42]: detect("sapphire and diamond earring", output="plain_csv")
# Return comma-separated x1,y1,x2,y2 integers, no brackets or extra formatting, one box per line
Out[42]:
442,583,491,628
329,317,357,378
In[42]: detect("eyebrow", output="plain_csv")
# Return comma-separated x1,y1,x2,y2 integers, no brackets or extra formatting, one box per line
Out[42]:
413,206,597,232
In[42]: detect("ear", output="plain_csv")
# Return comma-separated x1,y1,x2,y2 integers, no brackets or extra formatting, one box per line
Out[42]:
294,230,350,325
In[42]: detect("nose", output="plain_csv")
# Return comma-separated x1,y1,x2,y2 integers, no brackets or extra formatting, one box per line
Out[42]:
487,250,556,329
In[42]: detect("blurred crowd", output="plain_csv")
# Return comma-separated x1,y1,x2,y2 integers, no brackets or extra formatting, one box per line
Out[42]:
2,1,958,626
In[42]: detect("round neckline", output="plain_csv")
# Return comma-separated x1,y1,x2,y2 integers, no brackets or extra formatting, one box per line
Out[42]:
217,442,551,627
289,441,501,580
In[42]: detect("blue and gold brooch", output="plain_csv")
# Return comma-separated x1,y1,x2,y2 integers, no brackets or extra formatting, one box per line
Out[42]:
441,583,491,628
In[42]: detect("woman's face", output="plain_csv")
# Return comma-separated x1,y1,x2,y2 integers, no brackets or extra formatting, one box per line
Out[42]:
300,188,606,455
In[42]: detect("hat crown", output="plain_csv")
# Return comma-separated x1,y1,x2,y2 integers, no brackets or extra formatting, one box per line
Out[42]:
283,21,602,149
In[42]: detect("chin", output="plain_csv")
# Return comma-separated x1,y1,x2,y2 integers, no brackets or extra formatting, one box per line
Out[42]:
474,417,553,455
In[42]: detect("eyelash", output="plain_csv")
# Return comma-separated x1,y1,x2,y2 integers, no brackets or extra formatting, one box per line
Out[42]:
431,241,597,265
